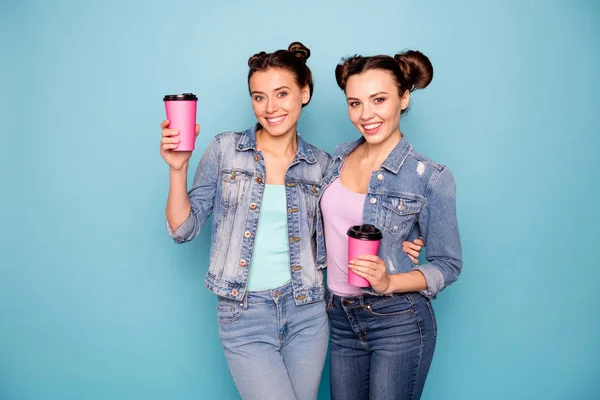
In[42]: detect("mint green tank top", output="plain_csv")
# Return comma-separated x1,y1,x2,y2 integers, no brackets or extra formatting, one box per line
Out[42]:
246,184,292,291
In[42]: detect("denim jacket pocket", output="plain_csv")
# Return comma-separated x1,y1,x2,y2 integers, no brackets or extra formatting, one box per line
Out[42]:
299,182,321,236
382,196,422,235
220,170,251,209
299,182,321,218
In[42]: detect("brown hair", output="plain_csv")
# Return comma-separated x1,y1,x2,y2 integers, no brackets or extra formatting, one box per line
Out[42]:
335,50,433,113
247,42,314,107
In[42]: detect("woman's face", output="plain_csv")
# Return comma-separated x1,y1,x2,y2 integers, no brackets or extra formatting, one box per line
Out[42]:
344,69,410,145
249,68,309,138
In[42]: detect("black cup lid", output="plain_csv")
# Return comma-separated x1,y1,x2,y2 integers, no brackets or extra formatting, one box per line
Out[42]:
347,224,383,240
163,93,198,101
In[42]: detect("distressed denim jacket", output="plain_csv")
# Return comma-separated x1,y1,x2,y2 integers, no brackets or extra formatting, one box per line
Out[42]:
167,125,331,305
320,135,462,298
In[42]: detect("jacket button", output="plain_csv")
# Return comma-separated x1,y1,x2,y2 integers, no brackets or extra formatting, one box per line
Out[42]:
239,260,247,267
370,197,377,204
249,203,257,210
231,289,239,296
244,231,252,238
254,154,260,161
256,177,263,184
377,173,384,181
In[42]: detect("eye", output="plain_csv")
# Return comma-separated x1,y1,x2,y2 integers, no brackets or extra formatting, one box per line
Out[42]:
348,101,360,107
374,97,386,104
254,95,264,101
277,92,288,97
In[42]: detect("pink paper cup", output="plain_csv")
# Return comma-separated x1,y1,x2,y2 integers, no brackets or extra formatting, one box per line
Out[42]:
347,224,383,287
163,93,198,151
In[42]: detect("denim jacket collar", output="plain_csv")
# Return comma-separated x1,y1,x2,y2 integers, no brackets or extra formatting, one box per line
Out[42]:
236,124,317,164
335,134,413,174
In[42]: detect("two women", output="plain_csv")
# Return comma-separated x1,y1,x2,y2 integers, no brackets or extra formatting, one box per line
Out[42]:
160,42,459,400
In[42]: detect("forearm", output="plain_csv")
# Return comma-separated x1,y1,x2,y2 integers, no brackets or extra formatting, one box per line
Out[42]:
385,270,428,294
166,164,191,231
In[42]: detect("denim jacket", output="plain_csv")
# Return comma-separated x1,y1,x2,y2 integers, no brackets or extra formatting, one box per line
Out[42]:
320,135,462,298
167,125,331,305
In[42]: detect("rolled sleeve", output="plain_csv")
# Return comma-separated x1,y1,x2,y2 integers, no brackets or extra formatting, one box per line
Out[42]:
413,166,462,298
166,213,196,243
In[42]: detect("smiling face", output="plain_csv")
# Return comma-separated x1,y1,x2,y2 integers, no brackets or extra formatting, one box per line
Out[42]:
249,68,310,138
345,68,410,146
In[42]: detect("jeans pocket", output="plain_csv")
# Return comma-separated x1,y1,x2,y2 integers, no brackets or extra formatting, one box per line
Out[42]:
365,296,413,317
216,298,243,324
426,300,438,337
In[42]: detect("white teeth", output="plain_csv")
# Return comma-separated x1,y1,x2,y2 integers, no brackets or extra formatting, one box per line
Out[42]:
364,123,382,130
267,116,285,123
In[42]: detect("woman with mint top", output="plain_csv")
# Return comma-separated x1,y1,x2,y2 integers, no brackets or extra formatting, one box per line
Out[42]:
160,42,330,400
320,51,462,400
159,42,424,400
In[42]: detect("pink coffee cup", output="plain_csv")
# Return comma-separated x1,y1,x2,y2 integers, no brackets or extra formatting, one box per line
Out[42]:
163,93,198,151
347,224,383,287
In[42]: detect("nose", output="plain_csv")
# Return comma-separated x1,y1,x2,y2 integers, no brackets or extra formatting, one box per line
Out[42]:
360,103,375,121
266,97,278,114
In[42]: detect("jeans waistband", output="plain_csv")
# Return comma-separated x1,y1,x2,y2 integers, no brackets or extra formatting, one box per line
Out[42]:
243,281,293,305
326,288,425,309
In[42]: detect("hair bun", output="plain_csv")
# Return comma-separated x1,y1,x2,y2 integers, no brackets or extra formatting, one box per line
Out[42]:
288,42,310,62
248,51,267,67
394,50,433,91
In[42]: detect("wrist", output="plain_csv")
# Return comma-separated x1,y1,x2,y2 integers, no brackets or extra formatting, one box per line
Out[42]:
383,276,396,295
170,162,189,174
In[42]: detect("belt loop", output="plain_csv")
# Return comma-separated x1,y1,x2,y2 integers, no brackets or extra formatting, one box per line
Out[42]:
240,292,247,310
326,288,333,310
358,294,365,309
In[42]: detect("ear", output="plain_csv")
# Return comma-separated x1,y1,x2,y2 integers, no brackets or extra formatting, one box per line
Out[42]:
301,85,310,105
401,90,410,111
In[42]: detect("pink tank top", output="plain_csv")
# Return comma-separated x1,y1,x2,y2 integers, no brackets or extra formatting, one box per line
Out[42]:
320,177,366,296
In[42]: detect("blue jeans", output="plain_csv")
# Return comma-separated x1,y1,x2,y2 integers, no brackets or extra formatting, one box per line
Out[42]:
327,290,437,400
217,282,329,400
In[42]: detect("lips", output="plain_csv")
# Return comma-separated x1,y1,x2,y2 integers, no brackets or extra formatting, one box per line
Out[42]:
265,115,287,126
362,122,383,135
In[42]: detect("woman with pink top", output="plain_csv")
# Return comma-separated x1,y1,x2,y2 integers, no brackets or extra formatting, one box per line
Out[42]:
320,50,462,399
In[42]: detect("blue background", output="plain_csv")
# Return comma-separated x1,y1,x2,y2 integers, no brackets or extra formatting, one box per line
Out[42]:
1,1,599,399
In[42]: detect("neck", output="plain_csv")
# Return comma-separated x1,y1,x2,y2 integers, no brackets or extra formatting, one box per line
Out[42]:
360,129,402,167
256,126,298,156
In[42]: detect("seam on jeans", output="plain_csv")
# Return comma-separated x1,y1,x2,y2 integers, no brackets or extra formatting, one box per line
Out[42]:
426,300,438,337
406,294,423,400
346,308,369,351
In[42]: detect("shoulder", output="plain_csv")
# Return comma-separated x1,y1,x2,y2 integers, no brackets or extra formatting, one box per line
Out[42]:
331,140,357,159
307,142,332,165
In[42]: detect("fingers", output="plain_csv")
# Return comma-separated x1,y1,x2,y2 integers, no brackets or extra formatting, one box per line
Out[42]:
160,119,170,129
403,241,422,251
402,246,420,259
355,254,381,263
413,238,425,246
195,124,200,136
409,255,419,264
162,128,179,137
161,136,180,150
349,259,377,269
348,264,375,278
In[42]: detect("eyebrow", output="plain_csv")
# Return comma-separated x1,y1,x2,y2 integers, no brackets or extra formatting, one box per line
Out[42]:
250,86,291,95
346,91,389,101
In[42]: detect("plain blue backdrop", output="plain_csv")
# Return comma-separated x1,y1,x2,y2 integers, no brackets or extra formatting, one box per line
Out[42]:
1,1,599,399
